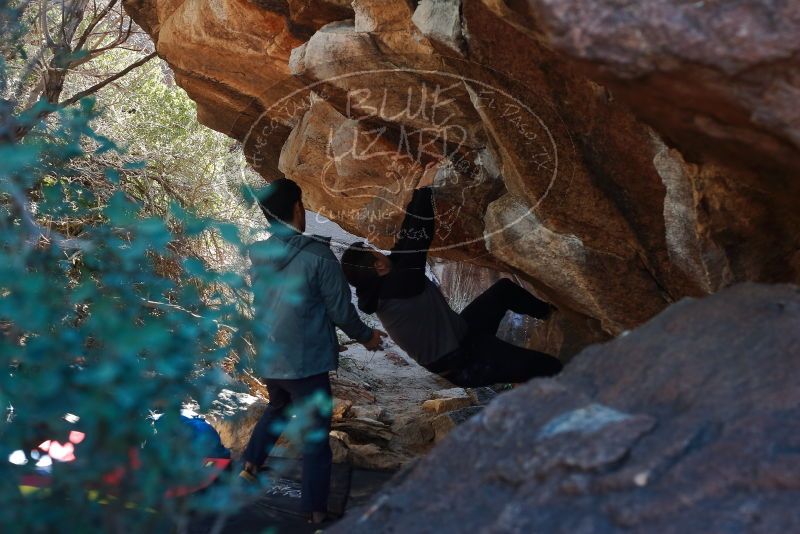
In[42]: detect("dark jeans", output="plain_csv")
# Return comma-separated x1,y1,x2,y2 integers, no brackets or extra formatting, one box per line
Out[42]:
427,279,563,387
242,372,333,514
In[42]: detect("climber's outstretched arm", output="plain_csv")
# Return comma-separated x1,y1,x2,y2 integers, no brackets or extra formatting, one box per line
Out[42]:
390,186,435,271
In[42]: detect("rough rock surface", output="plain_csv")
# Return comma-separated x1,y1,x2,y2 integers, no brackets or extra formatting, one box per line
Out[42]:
431,405,482,443
123,0,800,355
422,392,473,415
330,283,800,533
203,389,266,457
518,0,800,175
206,340,481,470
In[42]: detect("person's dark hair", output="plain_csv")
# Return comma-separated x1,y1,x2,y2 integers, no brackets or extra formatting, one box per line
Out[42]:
257,178,301,224
341,242,379,290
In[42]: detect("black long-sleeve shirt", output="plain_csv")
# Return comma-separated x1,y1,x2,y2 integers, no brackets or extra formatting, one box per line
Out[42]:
381,186,436,296
390,186,435,268
360,187,468,365
356,188,435,313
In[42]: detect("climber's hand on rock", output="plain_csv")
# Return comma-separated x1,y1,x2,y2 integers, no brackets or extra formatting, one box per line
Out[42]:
417,161,438,189
362,329,387,351
338,344,349,353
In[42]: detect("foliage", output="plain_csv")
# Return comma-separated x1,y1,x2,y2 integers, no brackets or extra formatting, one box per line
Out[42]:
86,48,265,272
0,3,268,531
2,0,156,142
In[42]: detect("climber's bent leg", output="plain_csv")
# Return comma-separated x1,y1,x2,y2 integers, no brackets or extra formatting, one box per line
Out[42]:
459,279,551,336
430,334,562,388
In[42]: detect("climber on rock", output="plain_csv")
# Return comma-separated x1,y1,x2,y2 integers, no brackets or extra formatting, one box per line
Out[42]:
242,178,385,524
341,167,563,388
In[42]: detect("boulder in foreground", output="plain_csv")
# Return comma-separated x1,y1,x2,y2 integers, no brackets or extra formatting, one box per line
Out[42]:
332,283,800,533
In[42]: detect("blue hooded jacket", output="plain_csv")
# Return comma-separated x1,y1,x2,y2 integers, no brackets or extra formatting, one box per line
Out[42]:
249,226,372,379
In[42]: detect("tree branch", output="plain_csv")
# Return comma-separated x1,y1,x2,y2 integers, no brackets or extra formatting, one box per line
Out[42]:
39,0,56,49
58,51,156,107
12,51,156,142
74,0,119,51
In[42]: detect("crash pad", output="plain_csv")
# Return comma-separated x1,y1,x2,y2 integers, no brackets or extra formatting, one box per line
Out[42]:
187,458,353,533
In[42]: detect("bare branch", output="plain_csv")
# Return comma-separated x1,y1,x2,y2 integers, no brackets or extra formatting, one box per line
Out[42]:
12,50,156,142
74,0,119,52
140,299,238,333
6,180,90,253
39,0,56,49
12,45,48,103
58,51,156,107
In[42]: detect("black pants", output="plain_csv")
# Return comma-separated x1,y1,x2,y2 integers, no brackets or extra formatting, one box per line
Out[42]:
428,279,563,387
242,372,333,514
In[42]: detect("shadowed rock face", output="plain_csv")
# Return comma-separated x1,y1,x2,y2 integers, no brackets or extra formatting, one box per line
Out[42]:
330,283,800,533
122,0,800,354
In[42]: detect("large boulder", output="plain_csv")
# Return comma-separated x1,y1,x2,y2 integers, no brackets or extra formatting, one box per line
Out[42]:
204,389,267,458
331,283,800,532
122,0,800,356
516,0,800,177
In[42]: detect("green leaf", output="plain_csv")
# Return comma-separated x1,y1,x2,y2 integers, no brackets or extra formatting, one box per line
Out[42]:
0,145,40,176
